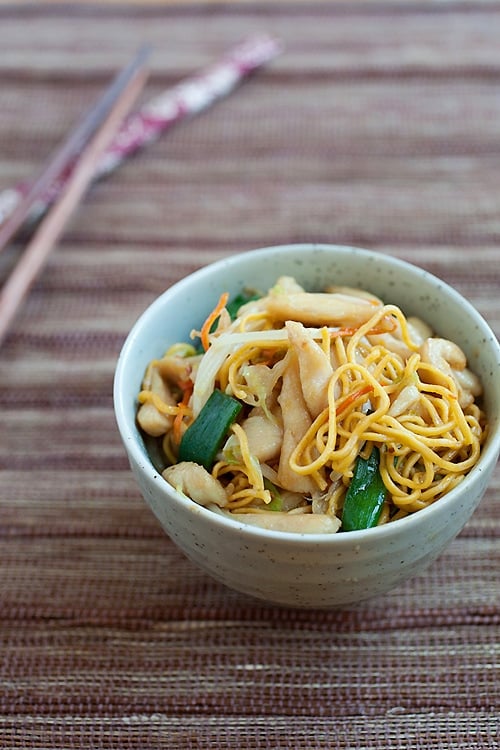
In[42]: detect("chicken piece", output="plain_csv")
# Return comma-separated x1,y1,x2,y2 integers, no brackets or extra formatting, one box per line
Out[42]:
273,276,306,294
163,462,228,507
267,289,380,328
420,337,481,408
407,316,433,346
286,320,333,418
389,384,421,418
240,411,283,462
324,285,383,306
222,511,341,534
155,353,202,385
137,364,176,437
232,277,306,327
454,367,482,402
277,352,317,494
367,317,421,362
137,401,172,437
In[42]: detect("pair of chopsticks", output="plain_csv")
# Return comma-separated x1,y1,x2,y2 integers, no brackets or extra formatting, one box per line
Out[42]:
0,46,151,346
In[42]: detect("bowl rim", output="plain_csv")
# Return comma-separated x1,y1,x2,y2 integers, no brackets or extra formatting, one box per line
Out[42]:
114,243,500,545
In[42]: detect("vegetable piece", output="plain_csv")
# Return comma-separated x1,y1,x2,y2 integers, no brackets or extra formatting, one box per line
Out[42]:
172,380,194,445
201,292,229,351
178,388,242,470
336,384,373,417
226,290,261,319
205,291,261,340
342,446,387,531
264,478,282,511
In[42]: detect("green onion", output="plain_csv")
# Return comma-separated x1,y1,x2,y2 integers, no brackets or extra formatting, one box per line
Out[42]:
342,446,387,531
178,389,242,470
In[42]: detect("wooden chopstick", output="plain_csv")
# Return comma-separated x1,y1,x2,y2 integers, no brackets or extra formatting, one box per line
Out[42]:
0,45,150,253
0,48,150,345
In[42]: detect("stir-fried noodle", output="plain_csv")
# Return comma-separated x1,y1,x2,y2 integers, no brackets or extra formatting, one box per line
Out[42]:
137,277,486,532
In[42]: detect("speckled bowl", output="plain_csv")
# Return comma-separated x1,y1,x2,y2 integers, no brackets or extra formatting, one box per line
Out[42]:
114,244,500,608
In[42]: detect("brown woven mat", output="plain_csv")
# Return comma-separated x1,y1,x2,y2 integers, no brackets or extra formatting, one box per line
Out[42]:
1,3,499,748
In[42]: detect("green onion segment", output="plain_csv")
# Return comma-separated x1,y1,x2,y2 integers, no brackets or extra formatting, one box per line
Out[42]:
178,389,242,470
342,446,387,531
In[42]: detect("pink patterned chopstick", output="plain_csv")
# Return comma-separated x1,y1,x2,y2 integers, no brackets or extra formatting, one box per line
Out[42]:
0,34,282,228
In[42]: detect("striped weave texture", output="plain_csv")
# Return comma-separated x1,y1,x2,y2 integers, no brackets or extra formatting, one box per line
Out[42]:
0,3,499,748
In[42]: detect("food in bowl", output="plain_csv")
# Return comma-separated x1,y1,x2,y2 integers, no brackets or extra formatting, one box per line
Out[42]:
136,274,486,534
114,245,500,607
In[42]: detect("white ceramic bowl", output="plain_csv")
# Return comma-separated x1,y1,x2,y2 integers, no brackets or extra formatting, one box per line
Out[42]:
114,244,500,608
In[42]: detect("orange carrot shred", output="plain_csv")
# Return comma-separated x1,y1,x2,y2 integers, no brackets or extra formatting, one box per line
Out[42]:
173,380,193,445
330,319,397,340
330,327,357,339
200,292,229,351
336,384,373,417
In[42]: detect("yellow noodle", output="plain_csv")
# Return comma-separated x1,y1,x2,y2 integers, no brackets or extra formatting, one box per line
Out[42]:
226,346,263,400
237,311,273,332
377,502,391,525
218,337,288,392
162,432,178,466
332,335,348,366
320,326,330,356
213,463,264,508
365,420,480,474
367,349,405,388
290,363,390,476
230,423,270,501
346,304,419,361
137,390,183,417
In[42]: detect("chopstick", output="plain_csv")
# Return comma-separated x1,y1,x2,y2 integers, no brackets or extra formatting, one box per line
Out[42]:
0,45,150,253
0,47,150,345
0,35,281,231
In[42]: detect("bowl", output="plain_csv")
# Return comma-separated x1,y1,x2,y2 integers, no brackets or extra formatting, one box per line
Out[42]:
114,244,500,608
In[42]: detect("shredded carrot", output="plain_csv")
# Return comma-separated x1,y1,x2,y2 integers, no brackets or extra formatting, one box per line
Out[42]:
200,292,229,351
336,384,373,417
330,319,397,340
330,326,357,339
172,380,194,445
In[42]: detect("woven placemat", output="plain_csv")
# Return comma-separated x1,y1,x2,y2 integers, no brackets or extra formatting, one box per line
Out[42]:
0,3,498,748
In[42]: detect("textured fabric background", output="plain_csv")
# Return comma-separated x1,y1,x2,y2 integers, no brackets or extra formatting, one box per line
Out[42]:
0,3,499,748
